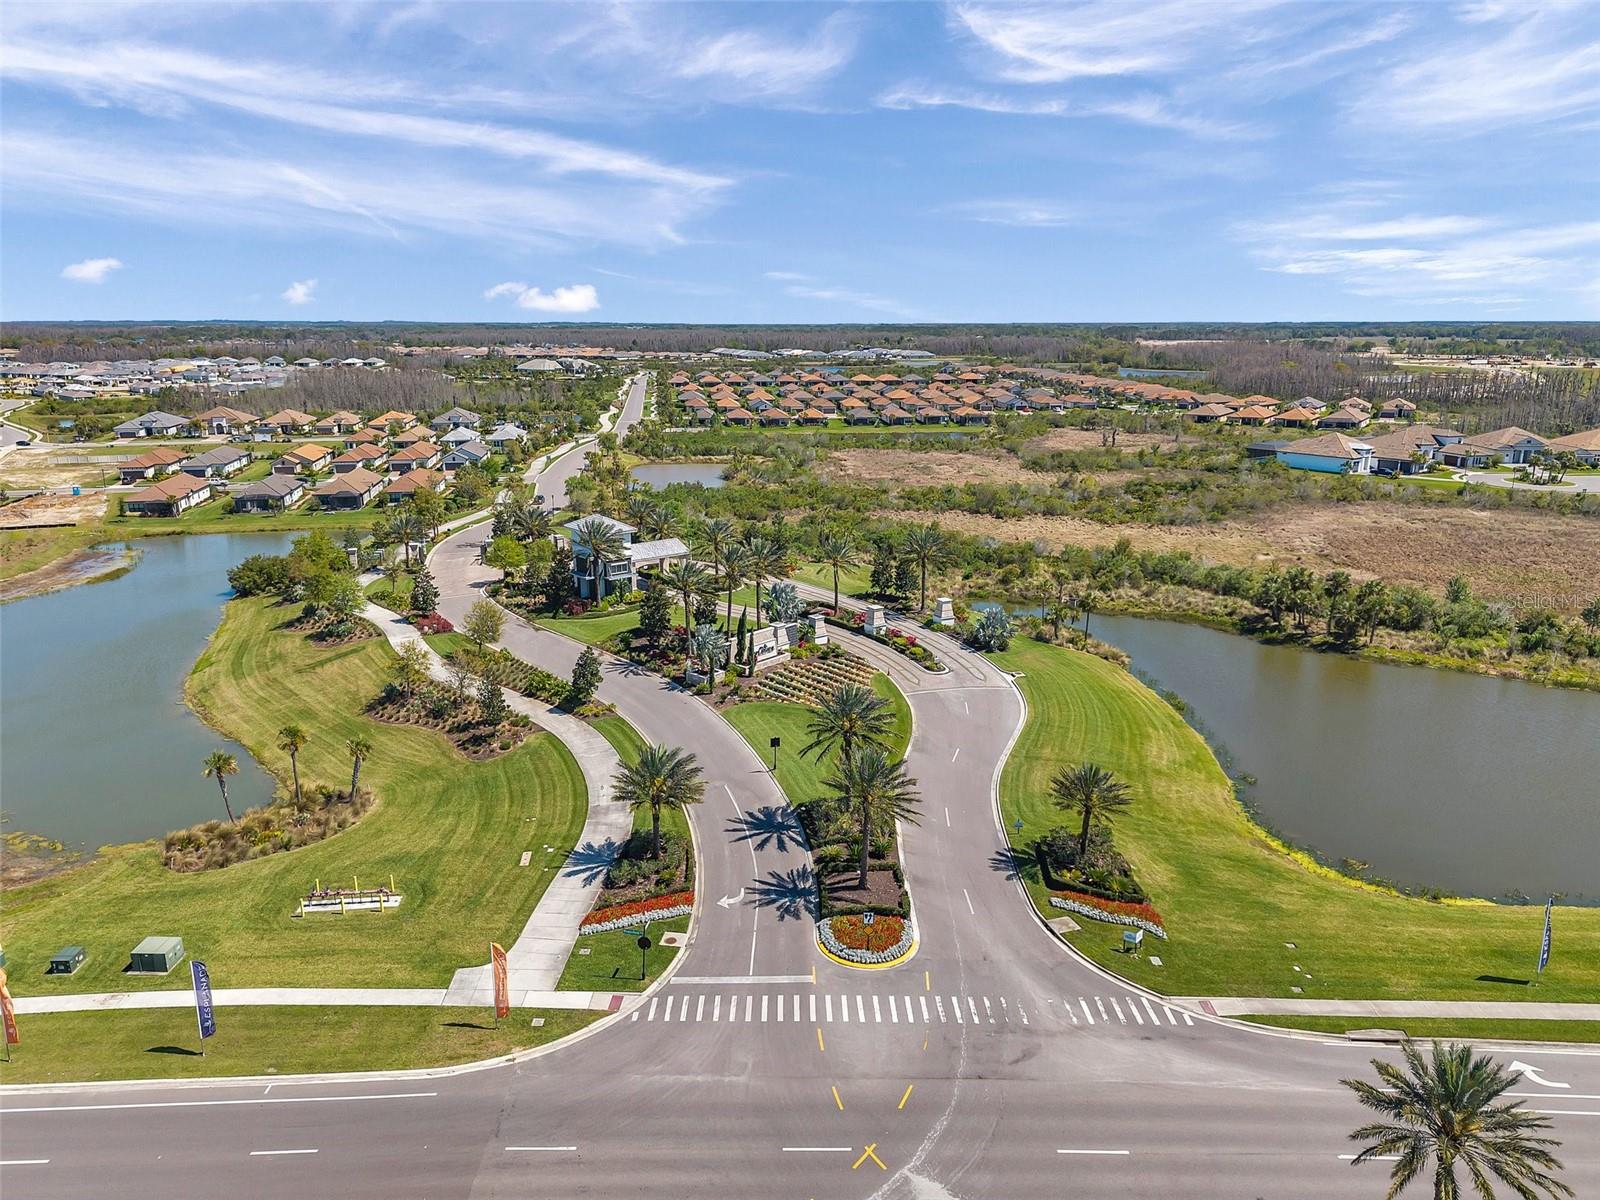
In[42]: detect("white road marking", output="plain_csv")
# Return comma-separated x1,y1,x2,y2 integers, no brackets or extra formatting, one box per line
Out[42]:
873,995,882,1023
920,994,930,1022
856,994,866,1023
968,996,981,1024
1141,996,1160,1025
1126,998,1144,1025
507,1146,578,1152
783,1147,852,1153
1508,1093,1600,1100
1181,1010,1194,1025
250,1149,318,1157
1057,1149,1129,1156
950,995,964,1024
713,994,722,1022
810,993,817,1023
1080,998,1095,1025
945,807,950,827
647,997,659,1020
794,994,802,1022
695,995,706,1021
1095,997,1110,1022
1163,1005,1178,1024
1019,1003,1029,1026
745,994,754,1022
838,994,848,1023
888,995,899,1023
1339,1154,1400,1161
662,996,674,1022
4,1092,437,1115
1065,1002,1078,1024
983,996,994,1022
674,975,810,985
951,748,960,761
826,994,834,1022
963,889,975,914
761,995,769,1022
1,1160,50,1166
935,995,947,1023
1110,998,1126,1024
1533,1110,1600,1117
963,699,969,714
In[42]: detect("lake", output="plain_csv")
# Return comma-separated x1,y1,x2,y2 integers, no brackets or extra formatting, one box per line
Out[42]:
1,533,294,851
976,604,1600,902
631,462,726,488
1119,366,1208,379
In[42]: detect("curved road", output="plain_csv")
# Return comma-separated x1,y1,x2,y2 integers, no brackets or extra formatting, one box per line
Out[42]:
5,385,1598,1197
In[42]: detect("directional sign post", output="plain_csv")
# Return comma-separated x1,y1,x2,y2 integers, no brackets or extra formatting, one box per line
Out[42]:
769,734,781,771
637,934,652,980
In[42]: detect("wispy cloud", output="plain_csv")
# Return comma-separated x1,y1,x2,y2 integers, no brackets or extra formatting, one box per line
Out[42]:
764,271,914,317
281,278,317,305
877,83,1253,139
947,199,1081,228
671,10,859,99
484,282,600,313
60,256,123,283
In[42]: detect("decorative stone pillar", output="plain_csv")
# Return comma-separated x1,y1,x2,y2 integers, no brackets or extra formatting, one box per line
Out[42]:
864,604,887,636
932,596,956,627
809,613,828,644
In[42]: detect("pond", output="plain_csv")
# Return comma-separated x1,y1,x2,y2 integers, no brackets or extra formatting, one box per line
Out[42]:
1,533,294,851
630,462,726,488
1119,366,1208,379
974,603,1600,903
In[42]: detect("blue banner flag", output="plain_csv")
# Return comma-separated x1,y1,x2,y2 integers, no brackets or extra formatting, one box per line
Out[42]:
192,960,217,1040
1537,899,1553,974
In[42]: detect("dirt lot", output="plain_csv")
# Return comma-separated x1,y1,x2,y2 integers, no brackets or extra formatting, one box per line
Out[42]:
0,448,127,490
0,492,108,529
892,502,1600,611
1021,428,1186,454
824,448,1040,487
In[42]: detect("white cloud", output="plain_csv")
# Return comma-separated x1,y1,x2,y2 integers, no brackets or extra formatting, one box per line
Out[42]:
60,256,123,283
762,270,811,282
484,282,600,313
281,278,317,305
766,273,914,316
671,10,859,99
948,199,1080,228
877,83,1254,139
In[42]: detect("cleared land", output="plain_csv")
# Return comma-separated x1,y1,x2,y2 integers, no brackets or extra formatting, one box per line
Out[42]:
823,448,1039,487
990,636,1600,1004
0,595,587,992
0,1005,599,1085
0,448,125,491
899,502,1600,610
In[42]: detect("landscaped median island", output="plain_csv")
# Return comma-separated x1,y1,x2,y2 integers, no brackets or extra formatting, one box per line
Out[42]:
990,634,1600,1015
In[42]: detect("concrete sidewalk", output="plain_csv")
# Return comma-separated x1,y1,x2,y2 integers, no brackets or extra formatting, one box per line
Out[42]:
1187,996,1600,1020
12,988,619,1015
360,602,630,1006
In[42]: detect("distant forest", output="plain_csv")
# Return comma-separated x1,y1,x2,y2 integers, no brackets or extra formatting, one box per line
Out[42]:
7,320,1599,433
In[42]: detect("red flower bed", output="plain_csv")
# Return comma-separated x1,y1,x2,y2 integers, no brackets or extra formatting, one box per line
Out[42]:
829,913,905,953
1052,888,1166,931
581,889,695,928
411,612,453,634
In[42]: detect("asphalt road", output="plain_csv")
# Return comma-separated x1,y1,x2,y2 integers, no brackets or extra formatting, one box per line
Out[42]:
5,387,1597,1197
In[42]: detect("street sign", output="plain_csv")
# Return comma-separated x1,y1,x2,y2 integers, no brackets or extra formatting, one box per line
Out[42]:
862,912,875,925
623,928,646,938
636,935,652,951
636,934,651,982
769,734,781,770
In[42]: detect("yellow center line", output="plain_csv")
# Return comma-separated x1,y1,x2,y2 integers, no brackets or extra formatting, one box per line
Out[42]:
816,1026,826,1053
832,1085,844,1111
924,970,930,991
811,963,817,985
852,1143,887,1171
898,1084,914,1110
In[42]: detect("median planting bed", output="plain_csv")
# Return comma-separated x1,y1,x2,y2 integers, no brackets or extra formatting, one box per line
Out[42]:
1048,890,1167,939
821,912,914,965
580,889,695,934
823,609,945,671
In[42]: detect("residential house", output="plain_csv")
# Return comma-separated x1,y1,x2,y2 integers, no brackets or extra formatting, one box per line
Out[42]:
564,516,689,600
389,441,443,473
1547,427,1600,466
344,428,386,449
1363,426,1465,475
233,474,307,513
1186,402,1234,422
1274,432,1376,474
370,409,419,433
123,473,214,516
192,405,257,436
113,411,188,438
274,443,335,475
312,466,386,510
440,426,479,448
179,446,251,479
259,408,316,438
430,406,482,432
483,422,528,448
1231,404,1278,426
382,468,447,503
441,440,491,470
1271,407,1320,428
331,444,389,473
1377,398,1418,420
1244,439,1292,460
117,447,188,484
1453,426,1548,465
1316,407,1370,430
313,410,365,437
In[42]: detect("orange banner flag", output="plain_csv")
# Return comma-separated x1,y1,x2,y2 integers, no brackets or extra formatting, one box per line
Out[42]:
490,942,509,1020
0,967,20,1047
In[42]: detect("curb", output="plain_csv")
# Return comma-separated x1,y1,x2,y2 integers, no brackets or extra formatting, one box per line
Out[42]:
816,928,920,971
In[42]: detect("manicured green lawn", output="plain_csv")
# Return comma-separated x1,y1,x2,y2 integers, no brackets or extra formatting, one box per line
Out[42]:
536,605,643,645
990,636,1600,1003
0,1005,600,1085
365,571,415,610
1240,1015,1600,1046
793,560,872,602
555,914,690,993
722,674,911,809
589,714,691,841
0,596,588,993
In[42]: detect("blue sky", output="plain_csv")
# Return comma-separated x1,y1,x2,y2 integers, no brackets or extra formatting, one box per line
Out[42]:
4,1,1598,322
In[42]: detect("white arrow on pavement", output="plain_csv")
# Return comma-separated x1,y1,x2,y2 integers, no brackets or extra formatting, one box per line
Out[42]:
1509,1061,1570,1089
717,889,746,909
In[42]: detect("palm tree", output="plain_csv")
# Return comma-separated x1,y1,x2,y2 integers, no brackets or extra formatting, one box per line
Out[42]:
510,501,552,544
276,725,308,805
203,751,240,824
815,530,859,613
570,515,627,602
802,683,894,773
613,744,705,859
742,534,784,623
1050,762,1133,862
720,543,752,635
902,522,948,612
1343,1041,1572,1200
623,491,660,536
689,623,729,685
695,516,736,601
345,736,374,801
390,509,425,565
824,746,921,888
660,559,712,661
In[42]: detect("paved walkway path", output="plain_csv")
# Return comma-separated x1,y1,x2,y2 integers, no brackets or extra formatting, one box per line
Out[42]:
12,987,618,1015
360,601,630,1006
1189,996,1600,1020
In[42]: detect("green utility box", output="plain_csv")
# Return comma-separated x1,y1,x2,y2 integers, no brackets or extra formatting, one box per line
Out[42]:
127,936,185,974
47,946,87,975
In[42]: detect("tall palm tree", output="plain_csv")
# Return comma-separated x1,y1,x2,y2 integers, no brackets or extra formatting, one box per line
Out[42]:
623,491,660,536
276,725,308,805
720,543,752,635
660,559,712,661
815,530,859,613
613,744,705,859
695,516,735,601
345,736,374,801
570,515,627,602
1050,762,1133,862
203,751,240,824
824,746,921,888
742,534,784,623
390,509,425,565
902,522,948,613
1343,1041,1572,1200
510,502,552,544
802,683,894,774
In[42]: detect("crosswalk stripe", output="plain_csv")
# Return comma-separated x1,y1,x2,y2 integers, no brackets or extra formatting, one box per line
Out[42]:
1162,1005,1177,1025
662,996,673,1021
648,996,659,1021
632,1009,640,1021
761,995,769,1023
950,995,963,1024
713,994,722,1022
935,995,946,1023
1065,1000,1077,1024
1095,997,1109,1022
680,995,690,1021
856,995,866,1023
1080,998,1095,1025
1019,1003,1029,1026
983,997,994,1023
696,995,706,1022
1110,998,1126,1024
810,993,817,1023
1181,1010,1194,1025
826,994,834,1022
872,995,882,1023
745,995,753,1022
919,995,929,1023
1126,998,1144,1025
888,995,899,1023
1142,996,1160,1025
793,994,801,1022
969,996,981,1024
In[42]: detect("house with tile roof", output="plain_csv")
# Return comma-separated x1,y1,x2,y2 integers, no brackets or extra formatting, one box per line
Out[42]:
1274,432,1375,474
123,473,214,516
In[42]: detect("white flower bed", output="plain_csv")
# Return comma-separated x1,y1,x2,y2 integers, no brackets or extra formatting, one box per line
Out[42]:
817,914,916,964
1048,895,1168,939
580,903,693,936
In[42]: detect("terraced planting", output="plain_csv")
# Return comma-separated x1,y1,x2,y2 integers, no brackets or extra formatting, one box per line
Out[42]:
748,649,877,706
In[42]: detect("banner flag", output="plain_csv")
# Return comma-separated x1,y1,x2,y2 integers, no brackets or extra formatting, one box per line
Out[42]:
1537,899,1553,974
192,960,217,1040
490,942,510,1020
0,968,19,1047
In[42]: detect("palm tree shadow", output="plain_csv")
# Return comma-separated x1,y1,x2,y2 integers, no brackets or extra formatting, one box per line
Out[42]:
562,838,621,885
988,847,1026,881
726,805,805,854
748,865,819,921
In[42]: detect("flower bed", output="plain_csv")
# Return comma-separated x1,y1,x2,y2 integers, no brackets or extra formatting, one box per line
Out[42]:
581,889,695,934
818,912,915,965
411,612,453,635
1048,889,1168,939
824,611,946,672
